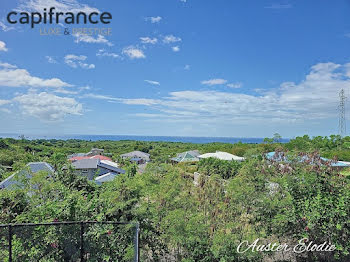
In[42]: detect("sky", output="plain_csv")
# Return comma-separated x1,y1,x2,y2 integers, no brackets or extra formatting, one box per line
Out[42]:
0,0,350,138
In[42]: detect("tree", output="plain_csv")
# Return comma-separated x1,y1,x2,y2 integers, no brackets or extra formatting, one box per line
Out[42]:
273,133,282,143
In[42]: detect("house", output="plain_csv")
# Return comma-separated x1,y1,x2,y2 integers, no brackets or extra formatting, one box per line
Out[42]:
95,172,117,185
88,148,104,156
71,159,125,180
69,155,112,162
120,151,150,164
266,151,350,169
171,150,200,163
71,159,100,180
198,151,245,161
68,148,112,162
0,162,54,190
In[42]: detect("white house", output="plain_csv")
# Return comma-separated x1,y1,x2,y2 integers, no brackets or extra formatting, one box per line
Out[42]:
198,151,245,161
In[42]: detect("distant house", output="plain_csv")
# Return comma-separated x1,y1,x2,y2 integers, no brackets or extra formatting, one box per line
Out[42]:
71,159,125,180
198,151,245,161
68,148,112,162
120,151,150,164
88,148,104,156
266,151,350,169
171,150,200,163
0,162,54,190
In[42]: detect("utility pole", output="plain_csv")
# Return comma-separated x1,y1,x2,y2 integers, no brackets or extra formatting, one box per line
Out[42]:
339,89,346,137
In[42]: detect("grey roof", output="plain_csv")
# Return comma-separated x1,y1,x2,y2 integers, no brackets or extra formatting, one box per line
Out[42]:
72,159,100,169
28,162,54,173
98,162,125,174
177,150,200,158
67,153,88,159
0,162,54,190
171,150,200,163
120,151,150,161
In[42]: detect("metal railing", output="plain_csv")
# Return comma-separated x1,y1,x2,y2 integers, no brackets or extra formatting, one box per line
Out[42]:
0,221,140,262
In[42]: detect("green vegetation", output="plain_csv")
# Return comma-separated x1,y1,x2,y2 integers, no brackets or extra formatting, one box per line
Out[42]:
1,135,350,261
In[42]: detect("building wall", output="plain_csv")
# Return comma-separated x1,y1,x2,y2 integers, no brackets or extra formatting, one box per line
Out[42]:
75,168,99,180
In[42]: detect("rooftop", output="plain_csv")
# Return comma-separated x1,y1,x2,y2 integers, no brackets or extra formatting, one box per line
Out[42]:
198,151,245,161
171,150,200,163
121,151,150,160
0,162,54,190
71,159,100,169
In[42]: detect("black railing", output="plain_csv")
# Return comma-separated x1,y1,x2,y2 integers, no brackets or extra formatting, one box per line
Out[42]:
0,221,140,262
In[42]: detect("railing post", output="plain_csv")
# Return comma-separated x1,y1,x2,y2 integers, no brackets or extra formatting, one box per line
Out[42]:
134,222,140,262
80,222,84,262
8,224,12,262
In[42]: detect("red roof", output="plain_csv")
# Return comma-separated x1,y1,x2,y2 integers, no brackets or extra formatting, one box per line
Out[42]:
90,155,112,161
69,155,112,161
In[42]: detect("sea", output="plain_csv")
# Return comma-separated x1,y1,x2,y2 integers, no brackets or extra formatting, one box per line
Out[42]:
0,134,290,144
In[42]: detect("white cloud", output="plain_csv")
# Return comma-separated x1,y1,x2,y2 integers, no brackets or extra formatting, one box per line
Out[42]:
172,46,180,52
122,46,146,59
0,67,72,88
105,62,350,124
184,65,190,70
46,56,58,64
17,0,99,14
13,91,83,121
0,41,8,52
145,16,162,23
54,88,78,95
0,108,10,113
163,35,182,44
227,82,243,89
180,0,187,2
96,49,119,58
122,98,159,106
0,99,10,106
64,54,95,69
83,93,120,101
0,21,15,32
79,86,91,91
265,3,292,9
0,62,17,69
201,78,228,86
140,37,158,44
145,80,160,85
84,93,159,106
73,34,113,46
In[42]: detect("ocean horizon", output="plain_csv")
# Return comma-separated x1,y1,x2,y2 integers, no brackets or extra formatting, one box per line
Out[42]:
0,133,290,144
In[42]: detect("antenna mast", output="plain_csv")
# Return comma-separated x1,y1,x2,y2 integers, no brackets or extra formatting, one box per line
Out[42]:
339,89,346,137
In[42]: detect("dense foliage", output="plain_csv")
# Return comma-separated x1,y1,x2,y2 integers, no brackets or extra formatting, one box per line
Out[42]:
1,135,350,261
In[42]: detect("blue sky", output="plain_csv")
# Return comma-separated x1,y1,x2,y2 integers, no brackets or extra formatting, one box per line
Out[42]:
0,0,350,138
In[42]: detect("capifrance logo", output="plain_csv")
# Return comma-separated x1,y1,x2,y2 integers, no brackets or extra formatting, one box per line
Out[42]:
7,7,112,29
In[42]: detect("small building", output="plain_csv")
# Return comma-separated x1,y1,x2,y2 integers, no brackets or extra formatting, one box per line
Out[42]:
120,151,150,164
71,159,100,180
0,162,54,190
88,148,104,156
71,159,125,180
68,148,111,162
266,151,350,169
95,172,117,185
198,151,245,161
171,150,200,163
